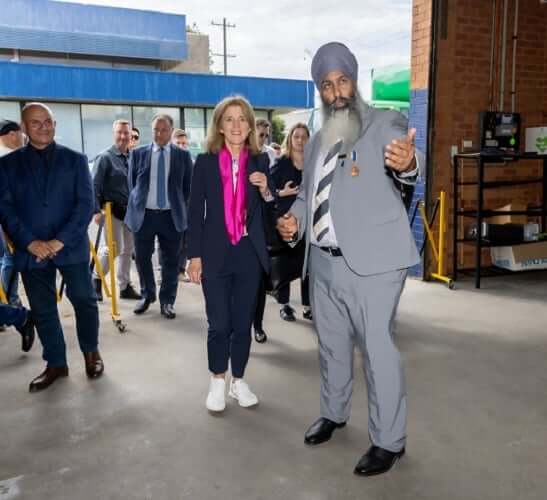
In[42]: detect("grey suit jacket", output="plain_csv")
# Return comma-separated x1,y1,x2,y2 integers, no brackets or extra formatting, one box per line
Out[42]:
290,106,421,277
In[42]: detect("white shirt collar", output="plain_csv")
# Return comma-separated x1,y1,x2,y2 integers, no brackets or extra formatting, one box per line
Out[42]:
152,142,169,152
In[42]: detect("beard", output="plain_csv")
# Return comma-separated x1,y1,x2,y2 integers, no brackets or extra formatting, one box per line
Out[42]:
320,89,366,151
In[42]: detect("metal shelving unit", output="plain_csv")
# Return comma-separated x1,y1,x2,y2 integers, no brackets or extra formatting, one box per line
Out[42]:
452,152,547,288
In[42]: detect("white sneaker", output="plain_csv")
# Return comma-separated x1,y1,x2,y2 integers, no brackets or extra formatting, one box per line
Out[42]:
229,379,259,408
206,377,226,412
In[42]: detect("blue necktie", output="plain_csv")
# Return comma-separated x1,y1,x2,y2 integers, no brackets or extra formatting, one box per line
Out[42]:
157,147,166,209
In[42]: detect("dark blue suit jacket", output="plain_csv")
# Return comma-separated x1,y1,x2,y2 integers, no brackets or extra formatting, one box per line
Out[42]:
125,143,192,233
0,143,94,271
187,152,274,277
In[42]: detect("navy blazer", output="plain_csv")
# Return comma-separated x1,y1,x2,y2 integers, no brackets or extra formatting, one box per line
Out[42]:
187,152,274,278
0,143,94,271
125,143,192,233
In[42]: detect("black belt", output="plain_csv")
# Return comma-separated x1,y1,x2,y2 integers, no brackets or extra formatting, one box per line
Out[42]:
320,247,343,257
145,208,170,213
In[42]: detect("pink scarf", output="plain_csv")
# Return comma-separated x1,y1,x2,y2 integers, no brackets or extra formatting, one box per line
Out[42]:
219,145,248,245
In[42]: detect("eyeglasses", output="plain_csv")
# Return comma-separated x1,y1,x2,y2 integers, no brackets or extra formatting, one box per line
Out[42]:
131,135,139,140
259,133,269,139
28,119,54,130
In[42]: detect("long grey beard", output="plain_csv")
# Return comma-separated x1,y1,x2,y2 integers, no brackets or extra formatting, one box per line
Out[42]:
320,90,366,152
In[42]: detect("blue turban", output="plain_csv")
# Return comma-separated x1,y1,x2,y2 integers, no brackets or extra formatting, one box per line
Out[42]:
311,42,358,89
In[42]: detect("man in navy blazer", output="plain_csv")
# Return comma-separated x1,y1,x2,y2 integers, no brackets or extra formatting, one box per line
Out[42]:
125,114,192,318
0,103,103,392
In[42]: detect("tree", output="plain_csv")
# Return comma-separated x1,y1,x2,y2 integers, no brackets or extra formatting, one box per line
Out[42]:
271,116,286,145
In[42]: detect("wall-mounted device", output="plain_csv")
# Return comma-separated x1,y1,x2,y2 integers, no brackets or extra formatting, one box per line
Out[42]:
479,111,521,152
525,127,547,155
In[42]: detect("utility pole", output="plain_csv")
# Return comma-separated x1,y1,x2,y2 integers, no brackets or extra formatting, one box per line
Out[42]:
211,18,236,76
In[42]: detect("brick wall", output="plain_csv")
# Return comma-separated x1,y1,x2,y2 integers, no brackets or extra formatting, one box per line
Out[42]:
427,0,547,275
409,0,433,277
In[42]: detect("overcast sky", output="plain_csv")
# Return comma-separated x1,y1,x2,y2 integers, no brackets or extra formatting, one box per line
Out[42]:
58,0,412,99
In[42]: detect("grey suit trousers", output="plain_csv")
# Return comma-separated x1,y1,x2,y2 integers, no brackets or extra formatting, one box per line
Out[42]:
309,245,407,452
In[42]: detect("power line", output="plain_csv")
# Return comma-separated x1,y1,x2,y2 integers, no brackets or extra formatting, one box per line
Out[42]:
211,18,236,76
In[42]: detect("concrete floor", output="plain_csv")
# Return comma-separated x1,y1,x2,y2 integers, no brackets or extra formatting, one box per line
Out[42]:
1,271,546,500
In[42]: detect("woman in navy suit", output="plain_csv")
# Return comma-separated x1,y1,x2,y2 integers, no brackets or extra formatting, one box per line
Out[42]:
270,123,311,322
187,96,275,412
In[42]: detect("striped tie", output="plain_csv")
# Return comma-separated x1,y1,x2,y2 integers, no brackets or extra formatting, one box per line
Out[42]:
313,140,343,242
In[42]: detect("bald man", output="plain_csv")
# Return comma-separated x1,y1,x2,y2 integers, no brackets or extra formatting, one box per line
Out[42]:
0,102,103,392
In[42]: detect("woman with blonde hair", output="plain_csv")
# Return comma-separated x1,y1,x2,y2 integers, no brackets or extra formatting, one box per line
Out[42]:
187,96,275,412
270,122,311,321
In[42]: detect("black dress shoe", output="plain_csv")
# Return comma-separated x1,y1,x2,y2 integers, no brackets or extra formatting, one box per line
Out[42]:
29,365,69,393
94,278,103,302
304,417,346,445
119,283,141,300
16,312,36,353
134,298,152,315
302,309,313,321
280,305,296,322
254,327,268,343
160,303,176,319
354,446,405,477
83,351,104,379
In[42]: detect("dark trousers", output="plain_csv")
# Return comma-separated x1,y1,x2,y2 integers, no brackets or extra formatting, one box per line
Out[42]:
202,237,262,378
253,274,267,330
178,230,188,272
21,261,99,367
0,232,19,304
276,275,310,306
134,210,182,305
0,303,27,328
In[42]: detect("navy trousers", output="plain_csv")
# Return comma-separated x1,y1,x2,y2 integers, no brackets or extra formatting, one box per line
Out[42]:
178,230,188,273
202,237,262,378
21,261,99,367
0,231,20,304
0,303,27,328
134,210,183,305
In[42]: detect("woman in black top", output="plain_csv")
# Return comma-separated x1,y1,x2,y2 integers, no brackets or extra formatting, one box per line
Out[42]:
271,122,311,322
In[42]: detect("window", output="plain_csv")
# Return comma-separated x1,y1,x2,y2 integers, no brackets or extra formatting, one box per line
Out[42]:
184,108,206,158
42,102,83,153
82,104,131,161
205,108,214,129
254,110,270,122
0,101,21,122
132,106,180,146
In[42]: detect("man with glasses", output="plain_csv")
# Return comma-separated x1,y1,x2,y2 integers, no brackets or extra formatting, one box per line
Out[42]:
129,127,140,150
0,102,102,392
256,118,277,168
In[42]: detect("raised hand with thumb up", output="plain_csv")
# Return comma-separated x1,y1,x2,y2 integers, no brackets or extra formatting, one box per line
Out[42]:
384,128,417,173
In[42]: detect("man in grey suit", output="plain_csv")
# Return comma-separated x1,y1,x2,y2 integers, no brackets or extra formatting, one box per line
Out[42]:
278,42,421,477
125,114,192,319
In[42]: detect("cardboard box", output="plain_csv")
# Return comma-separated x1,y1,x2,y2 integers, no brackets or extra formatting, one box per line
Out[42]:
525,127,547,155
489,203,527,225
491,241,547,271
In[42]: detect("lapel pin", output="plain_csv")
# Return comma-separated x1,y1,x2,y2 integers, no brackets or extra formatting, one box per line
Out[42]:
351,150,360,177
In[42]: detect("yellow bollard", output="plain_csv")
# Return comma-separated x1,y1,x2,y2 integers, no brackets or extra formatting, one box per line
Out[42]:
89,240,111,298
422,191,454,289
419,201,439,263
104,202,126,332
